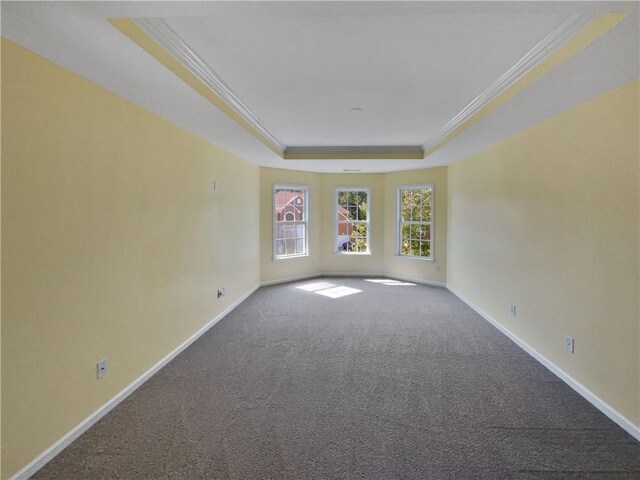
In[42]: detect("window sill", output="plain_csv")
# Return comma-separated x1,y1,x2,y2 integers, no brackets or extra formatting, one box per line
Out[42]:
394,254,434,262
333,252,372,256
273,253,310,261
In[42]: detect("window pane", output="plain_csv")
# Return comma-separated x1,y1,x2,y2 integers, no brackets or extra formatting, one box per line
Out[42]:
337,190,369,254
275,186,308,257
420,240,431,257
351,221,368,238
358,200,368,221
421,188,432,221
276,189,306,221
275,189,285,208
337,191,349,208
338,191,368,221
401,223,410,240
352,238,367,252
398,186,433,257
296,238,305,254
423,224,431,241
400,190,411,221
285,239,295,255
422,205,432,222
350,222,368,252
401,237,410,255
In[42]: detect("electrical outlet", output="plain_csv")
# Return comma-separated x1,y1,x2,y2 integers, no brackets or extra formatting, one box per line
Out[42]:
97,359,108,379
435,263,440,272
509,305,516,317
217,287,226,298
564,336,574,354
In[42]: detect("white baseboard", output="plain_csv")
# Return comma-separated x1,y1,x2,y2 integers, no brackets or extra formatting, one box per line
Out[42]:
260,272,446,288
20,278,635,480
10,284,260,480
321,271,386,277
385,273,446,288
446,284,640,442
260,273,321,286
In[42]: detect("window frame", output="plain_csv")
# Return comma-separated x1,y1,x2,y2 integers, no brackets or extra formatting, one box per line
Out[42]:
396,183,434,261
334,187,372,255
273,183,309,260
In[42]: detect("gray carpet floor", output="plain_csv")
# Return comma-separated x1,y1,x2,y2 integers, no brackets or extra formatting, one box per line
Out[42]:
34,277,640,479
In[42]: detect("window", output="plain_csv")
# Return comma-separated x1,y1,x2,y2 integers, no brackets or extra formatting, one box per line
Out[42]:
335,188,370,253
398,184,433,259
274,185,308,258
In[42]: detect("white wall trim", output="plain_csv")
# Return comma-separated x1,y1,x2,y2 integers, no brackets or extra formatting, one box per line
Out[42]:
321,271,386,278
421,13,590,153
9,284,260,480
386,273,446,288
135,18,285,154
446,283,640,442
260,271,445,287
260,273,321,287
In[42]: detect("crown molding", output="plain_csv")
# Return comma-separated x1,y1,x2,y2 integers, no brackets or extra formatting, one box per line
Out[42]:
422,13,593,155
284,145,424,160
119,11,620,162
134,18,286,154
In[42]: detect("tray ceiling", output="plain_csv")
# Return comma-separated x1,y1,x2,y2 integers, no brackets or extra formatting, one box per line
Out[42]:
2,1,638,171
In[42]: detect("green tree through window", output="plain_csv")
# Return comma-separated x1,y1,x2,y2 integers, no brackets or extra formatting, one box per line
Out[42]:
398,185,433,258
336,189,369,253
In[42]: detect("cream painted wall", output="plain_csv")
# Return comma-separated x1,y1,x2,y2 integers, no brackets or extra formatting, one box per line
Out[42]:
259,168,322,283
260,171,390,281
447,78,640,428
1,40,260,478
384,168,448,285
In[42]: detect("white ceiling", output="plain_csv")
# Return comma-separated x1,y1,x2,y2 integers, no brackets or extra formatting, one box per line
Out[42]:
2,1,638,172
165,5,566,146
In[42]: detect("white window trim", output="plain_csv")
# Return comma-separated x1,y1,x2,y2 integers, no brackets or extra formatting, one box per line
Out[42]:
396,183,434,261
334,187,372,255
273,183,309,260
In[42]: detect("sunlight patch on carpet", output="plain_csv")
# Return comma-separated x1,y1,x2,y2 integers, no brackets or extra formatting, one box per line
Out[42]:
296,282,361,298
314,286,362,298
296,282,337,292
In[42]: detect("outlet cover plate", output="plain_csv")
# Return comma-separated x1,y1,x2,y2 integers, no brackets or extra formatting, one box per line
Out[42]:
564,336,574,354
97,359,108,379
